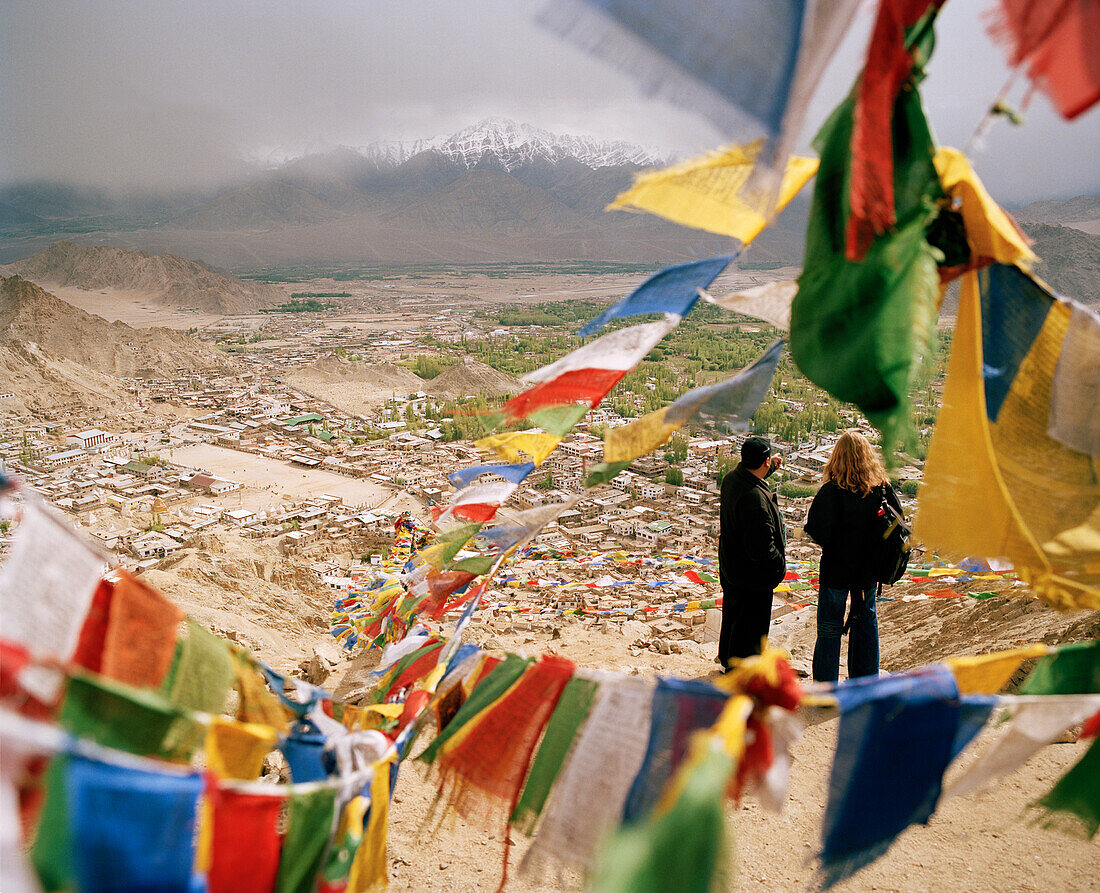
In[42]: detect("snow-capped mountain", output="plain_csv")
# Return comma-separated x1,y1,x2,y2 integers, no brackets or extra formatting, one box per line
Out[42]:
356,118,669,172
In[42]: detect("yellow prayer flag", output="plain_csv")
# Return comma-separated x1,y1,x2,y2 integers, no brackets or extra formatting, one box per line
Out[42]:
608,140,818,243
204,717,278,780
604,406,682,463
933,147,1036,273
946,644,1049,694
347,757,395,892
476,430,561,465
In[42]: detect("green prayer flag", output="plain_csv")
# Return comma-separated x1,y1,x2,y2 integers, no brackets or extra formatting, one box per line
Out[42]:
367,641,443,705
1019,641,1100,695
584,461,631,488
511,675,598,834
449,554,498,576
525,404,590,436
1032,736,1100,839
275,786,338,893
61,671,201,760
791,76,943,452
166,620,235,715
418,654,532,765
29,757,73,893
591,747,734,893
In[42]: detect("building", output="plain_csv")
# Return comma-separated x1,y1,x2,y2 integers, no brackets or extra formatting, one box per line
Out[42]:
131,531,183,560
66,429,114,451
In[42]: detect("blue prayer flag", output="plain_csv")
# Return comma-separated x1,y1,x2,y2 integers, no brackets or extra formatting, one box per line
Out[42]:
448,462,535,490
578,256,733,337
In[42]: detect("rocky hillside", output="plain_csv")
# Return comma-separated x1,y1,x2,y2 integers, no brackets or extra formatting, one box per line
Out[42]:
424,357,520,399
1013,194,1100,233
0,242,282,313
1,275,239,378
1021,222,1100,306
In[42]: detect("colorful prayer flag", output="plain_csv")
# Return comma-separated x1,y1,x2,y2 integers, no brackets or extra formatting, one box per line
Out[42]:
207,785,285,893
274,786,338,893
703,279,796,330
448,462,535,490
475,430,561,465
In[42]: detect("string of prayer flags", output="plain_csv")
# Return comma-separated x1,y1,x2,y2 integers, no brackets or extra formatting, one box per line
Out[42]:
100,570,185,690
987,0,1100,120
702,279,796,330
67,755,203,893
447,462,535,491
475,430,561,466
603,338,783,463
932,147,1036,282
845,0,943,260
914,267,1100,610
274,786,338,893
164,620,235,715
1030,735,1100,839
607,142,817,243
432,480,521,526
946,694,1100,799
816,667,991,889
510,674,599,835
791,70,942,452
415,522,483,570
477,503,573,555
577,260,729,337
0,496,104,663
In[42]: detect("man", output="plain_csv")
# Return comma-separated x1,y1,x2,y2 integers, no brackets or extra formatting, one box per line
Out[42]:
718,435,785,669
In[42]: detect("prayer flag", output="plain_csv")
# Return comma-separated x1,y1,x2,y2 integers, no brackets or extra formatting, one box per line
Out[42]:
274,786,338,893
792,79,942,451
1019,641,1100,695
346,758,394,891
817,667,985,888
67,755,203,893
165,620,235,715
604,338,782,462
577,261,729,337
475,430,561,465
415,523,483,570
510,675,599,834
204,717,277,781
207,786,285,893
607,143,817,243
622,678,728,822
432,480,521,526
988,0,1100,120
1031,735,1100,838
279,720,328,783
946,644,1049,694
477,503,573,555
100,570,184,689
0,497,104,662
1048,300,1100,457
703,279,796,330
448,462,535,490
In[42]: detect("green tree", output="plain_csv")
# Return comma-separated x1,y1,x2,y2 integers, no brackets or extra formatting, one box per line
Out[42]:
665,467,684,486
537,472,554,491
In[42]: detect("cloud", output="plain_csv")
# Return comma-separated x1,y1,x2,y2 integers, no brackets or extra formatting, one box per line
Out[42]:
1,0,1096,203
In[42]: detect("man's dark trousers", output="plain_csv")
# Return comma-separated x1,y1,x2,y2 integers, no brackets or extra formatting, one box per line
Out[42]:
717,576,772,670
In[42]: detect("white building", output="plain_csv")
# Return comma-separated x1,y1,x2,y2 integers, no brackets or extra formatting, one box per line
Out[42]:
66,429,115,451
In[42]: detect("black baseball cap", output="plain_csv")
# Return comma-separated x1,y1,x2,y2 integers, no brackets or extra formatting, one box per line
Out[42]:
741,436,772,469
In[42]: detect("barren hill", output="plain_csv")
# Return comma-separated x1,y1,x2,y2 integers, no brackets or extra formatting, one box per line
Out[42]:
1013,194,1100,234
0,241,282,313
283,354,425,415
1,275,239,378
1021,222,1100,306
424,357,519,398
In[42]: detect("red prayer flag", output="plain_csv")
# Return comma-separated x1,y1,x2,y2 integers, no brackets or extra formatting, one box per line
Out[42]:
207,783,285,893
502,368,626,421
71,578,114,674
100,570,183,689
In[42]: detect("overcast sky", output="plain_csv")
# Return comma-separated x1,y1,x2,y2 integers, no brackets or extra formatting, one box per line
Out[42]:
1,0,1097,205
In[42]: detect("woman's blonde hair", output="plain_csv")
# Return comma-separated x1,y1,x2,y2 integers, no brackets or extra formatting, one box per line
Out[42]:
822,430,888,496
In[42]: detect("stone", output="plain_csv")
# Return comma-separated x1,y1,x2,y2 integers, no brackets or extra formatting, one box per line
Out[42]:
621,619,651,641
550,626,562,640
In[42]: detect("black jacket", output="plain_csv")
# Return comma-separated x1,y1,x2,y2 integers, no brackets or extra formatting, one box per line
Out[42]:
719,463,786,591
805,480,902,588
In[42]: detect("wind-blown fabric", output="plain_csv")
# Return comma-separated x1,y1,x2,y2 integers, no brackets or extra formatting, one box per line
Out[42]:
522,676,655,874
946,694,1100,798
205,717,277,781
1018,640,1100,695
621,677,728,822
914,268,1100,610
66,756,203,893
448,462,535,491
703,280,797,330
791,73,942,451
603,338,783,463
525,316,680,385
475,431,562,466
415,523,483,570
207,786,285,893
1048,300,1100,457
477,503,573,555
165,620,235,715
945,643,1049,694
433,480,521,526
101,570,185,690
577,262,729,337
932,147,1035,281
846,0,943,260
274,786,338,893
607,143,817,243
987,0,1100,120
1031,735,1100,838
817,667,988,889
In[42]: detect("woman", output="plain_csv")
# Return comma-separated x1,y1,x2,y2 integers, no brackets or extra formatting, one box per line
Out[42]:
804,430,902,683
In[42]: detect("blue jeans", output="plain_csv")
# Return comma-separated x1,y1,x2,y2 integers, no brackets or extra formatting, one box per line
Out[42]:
813,583,879,683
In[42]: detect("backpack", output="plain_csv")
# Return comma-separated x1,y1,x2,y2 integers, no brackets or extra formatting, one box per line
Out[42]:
871,487,911,585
